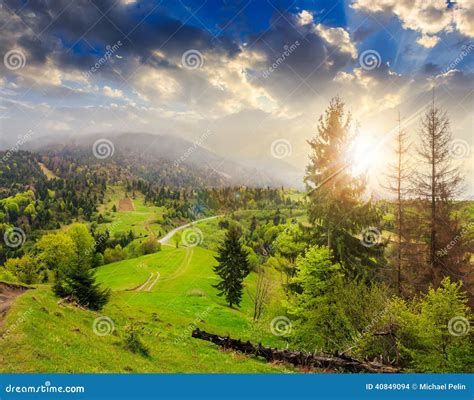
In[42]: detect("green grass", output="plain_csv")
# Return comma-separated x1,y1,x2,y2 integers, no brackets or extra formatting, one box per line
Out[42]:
98,186,166,238
0,244,291,373
0,198,307,373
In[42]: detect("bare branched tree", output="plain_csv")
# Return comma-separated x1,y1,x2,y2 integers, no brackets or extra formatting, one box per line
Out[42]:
411,95,464,287
383,112,411,294
247,267,272,321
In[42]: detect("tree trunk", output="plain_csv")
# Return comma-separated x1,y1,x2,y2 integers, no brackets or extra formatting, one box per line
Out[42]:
192,328,400,373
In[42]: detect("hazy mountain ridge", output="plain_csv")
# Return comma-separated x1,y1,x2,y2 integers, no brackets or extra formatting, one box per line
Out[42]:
23,132,303,188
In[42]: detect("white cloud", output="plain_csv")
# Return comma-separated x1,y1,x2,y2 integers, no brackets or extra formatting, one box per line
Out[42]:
352,0,474,45
453,0,474,37
297,10,313,26
416,34,440,48
315,24,358,58
103,86,124,98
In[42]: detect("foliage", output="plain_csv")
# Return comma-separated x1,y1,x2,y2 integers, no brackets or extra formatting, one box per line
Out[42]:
213,225,251,308
304,97,383,278
140,235,161,255
4,255,41,284
52,224,110,310
123,321,150,357
358,278,473,372
37,233,75,274
287,245,390,352
104,245,127,264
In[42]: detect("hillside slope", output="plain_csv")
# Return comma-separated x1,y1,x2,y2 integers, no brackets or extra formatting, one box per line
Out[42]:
0,245,291,373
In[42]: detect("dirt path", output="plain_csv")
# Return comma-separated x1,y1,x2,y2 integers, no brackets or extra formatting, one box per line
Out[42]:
133,273,154,291
145,272,160,292
0,282,29,327
38,162,57,180
118,198,135,211
132,271,161,292
158,215,221,244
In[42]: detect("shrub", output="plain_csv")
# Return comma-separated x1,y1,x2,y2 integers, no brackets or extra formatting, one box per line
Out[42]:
104,245,127,264
0,267,18,283
358,278,473,372
287,245,391,352
140,235,161,255
124,321,150,357
4,255,41,284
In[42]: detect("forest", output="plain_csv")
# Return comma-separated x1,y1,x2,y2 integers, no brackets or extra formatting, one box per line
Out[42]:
0,97,472,374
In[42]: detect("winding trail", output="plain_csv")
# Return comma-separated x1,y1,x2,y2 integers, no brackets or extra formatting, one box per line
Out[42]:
132,215,221,292
145,272,161,292
158,215,221,245
134,273,154,292
0,283,29,327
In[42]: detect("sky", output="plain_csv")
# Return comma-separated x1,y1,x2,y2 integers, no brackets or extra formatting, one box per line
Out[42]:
0,0,473,196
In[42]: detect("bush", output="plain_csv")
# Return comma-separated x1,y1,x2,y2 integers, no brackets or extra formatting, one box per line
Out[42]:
140,235,161,255
124,322,150,357
4,255,41,284
358,278,473,372
0,267,18,283
104,245,127,264
286,245,391,352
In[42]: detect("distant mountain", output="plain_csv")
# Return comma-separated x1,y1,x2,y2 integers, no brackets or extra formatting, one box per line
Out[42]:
24,132,304,188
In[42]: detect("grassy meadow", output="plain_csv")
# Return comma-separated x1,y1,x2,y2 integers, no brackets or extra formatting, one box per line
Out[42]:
0,220,291,373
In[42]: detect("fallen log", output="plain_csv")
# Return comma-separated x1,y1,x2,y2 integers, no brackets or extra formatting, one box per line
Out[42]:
192,328,400,373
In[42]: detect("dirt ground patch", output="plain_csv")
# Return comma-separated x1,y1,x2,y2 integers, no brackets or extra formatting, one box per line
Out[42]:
38,162,57,180
0,282,29,327
118,198,135,211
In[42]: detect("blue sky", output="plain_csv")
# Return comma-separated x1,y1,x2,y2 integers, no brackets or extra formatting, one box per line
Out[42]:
0,0,473,194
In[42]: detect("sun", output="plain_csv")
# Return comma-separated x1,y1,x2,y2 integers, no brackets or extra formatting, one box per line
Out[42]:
347,133,384,177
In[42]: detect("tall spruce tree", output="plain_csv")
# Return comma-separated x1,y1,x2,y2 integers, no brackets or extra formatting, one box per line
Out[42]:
382,113,411,294
412,96,464,288
53,223,110,310
305,97,382,278
213,225,250,308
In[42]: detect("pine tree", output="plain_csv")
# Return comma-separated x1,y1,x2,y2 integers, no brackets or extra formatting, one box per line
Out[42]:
382,112,411,294
305,97,382,278
54,261,110,310
412,96,464,287
53,223,110,310
213,225,250,308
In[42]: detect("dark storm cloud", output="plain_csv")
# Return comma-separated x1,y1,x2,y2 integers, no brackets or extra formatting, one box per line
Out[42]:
1,0,240,74
247,12,356,103
352,25,376,42
422,62,440,75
